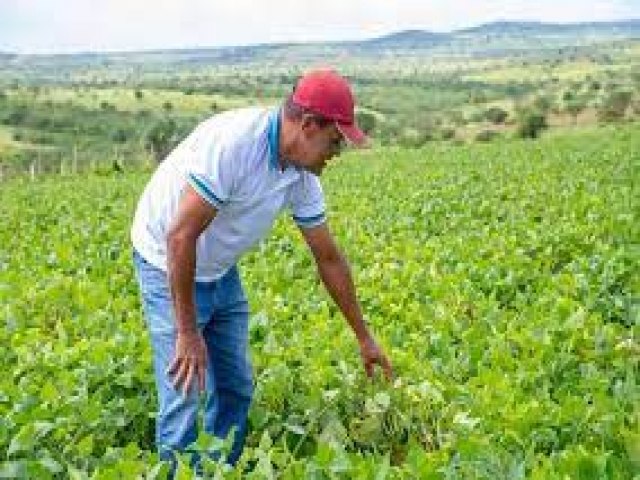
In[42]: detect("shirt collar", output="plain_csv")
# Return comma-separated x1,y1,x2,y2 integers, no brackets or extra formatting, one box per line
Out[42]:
267,106,302,173
267,107,282,171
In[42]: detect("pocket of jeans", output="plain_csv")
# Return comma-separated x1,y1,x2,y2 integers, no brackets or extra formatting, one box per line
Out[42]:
215,266,248,308
134,256,175,333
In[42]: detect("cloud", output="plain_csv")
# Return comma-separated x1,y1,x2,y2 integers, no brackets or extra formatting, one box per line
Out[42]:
1,0,638,53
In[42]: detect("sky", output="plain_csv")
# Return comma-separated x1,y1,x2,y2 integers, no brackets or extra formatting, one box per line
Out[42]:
1,0,639,54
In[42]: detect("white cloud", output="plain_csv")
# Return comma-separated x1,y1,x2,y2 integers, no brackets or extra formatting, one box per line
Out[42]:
1,0,638,53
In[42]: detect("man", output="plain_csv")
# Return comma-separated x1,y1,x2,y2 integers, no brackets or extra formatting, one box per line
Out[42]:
131,68,393,472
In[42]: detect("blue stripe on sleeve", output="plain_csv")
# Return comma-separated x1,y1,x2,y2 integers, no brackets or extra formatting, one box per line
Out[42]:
293,212,326,229
187,173,225,209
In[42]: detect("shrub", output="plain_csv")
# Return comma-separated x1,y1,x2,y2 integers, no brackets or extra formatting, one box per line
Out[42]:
145,119,183,162
355,110,376,135
440,128,456,140
475,129,500,143
100,101,116,111
484,107,508,125
517,111,548,139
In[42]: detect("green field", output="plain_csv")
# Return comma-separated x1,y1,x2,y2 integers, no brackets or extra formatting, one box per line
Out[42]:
2,35,639,179
1,124,638,478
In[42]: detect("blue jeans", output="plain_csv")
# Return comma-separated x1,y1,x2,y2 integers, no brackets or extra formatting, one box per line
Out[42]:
132,250,253,472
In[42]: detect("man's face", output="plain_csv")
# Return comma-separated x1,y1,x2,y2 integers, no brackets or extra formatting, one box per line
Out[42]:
295,118,345,176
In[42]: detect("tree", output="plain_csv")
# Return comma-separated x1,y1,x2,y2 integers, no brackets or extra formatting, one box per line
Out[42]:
355,110,376,135
145,119,180,162
484,107,508,125
516,111,548,139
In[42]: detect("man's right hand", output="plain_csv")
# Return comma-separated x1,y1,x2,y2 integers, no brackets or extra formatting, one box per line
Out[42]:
167,330,208,396
165,185,217,397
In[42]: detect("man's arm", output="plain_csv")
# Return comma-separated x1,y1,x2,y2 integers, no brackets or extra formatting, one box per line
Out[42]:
300,223,393,380
166,185,217,394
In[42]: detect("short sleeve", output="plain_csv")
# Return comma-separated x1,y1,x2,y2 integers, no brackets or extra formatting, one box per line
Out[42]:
185,136,235,210
289,173,326,229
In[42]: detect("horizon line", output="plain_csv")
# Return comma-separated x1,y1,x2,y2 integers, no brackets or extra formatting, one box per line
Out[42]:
2,17,638,57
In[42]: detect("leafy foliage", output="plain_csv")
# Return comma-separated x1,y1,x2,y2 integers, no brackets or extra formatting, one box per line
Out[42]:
516,111,548,139
145,118,188,163
1,124,638,478
483,107,509,125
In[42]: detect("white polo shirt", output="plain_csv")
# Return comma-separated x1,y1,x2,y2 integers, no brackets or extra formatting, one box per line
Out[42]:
130,106,326,282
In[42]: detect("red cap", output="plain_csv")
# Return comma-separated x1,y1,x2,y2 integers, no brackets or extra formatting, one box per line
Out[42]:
292,68,368,147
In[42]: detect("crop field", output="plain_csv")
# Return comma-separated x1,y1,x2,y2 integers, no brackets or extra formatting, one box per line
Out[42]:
1,122,638,478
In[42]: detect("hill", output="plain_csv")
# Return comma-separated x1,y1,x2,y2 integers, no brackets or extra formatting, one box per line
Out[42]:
3,19,640,67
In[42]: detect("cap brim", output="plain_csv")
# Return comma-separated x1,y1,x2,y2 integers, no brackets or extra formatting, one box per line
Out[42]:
336,122,369,148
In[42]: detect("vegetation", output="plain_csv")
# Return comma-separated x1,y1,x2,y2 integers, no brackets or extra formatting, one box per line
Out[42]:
1,27,639,176
1,123,638,478
516,111,548,139
0,19,639,479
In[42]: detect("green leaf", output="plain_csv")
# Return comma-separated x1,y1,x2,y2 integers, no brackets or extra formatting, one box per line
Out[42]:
39,457,63,474
66,464,87,480
374,392,391,410
284,423,306,435
0,461,27,479
374,454,390,480
77,435,94,457
40,382,59,403
7,424,36,457
259,430,272,451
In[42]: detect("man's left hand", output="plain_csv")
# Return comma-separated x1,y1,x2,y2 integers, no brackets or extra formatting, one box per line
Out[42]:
358,335,394,380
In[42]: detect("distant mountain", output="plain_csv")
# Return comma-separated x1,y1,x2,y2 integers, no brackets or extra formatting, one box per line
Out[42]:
458,19,640,37
350,19,640,55
356,29,450,49
3,19,640,67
